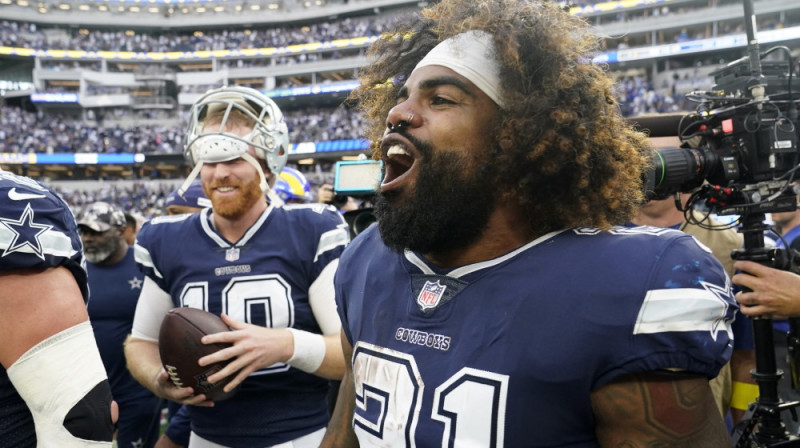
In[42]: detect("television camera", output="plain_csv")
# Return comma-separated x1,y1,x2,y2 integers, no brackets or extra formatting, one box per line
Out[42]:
644,58,800,218
640,1,800,446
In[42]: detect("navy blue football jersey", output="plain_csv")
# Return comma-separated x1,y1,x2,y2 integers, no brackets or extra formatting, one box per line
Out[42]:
0,170,88,447
87,248,163,447
135,203,348,446
87,246,158,400
335,225,737,447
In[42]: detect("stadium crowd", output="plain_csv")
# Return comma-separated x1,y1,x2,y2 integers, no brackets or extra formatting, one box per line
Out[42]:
613,74,688,116
0,72,689,156
0,105,367,154
0,12,408,53
3,0,794,156
2,1,792,54
54,181,178,220
50,163,335,220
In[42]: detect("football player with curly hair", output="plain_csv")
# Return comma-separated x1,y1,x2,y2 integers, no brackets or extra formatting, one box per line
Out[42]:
323,0,737,446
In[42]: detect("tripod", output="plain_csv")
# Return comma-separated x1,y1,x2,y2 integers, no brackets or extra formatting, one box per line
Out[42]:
732,213,800,447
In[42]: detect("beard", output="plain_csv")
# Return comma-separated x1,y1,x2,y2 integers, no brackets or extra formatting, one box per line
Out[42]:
84,235,121,264
374,136,497,254
205,176,264,220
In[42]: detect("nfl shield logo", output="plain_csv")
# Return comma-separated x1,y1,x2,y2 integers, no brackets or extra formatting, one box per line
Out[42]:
417,280,447,311
225,247,240,262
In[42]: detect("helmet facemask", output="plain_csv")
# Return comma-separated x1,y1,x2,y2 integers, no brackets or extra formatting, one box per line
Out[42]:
179,86,289,206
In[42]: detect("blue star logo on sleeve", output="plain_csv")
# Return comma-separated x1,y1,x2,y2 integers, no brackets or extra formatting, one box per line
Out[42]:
128,276,143,290
0,203,53,261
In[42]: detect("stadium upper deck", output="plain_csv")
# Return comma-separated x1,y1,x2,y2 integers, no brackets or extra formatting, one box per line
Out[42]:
0,0,798,179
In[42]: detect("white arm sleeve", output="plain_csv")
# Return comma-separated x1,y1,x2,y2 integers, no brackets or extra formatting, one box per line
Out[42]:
308,259,341,335
131,276,174,342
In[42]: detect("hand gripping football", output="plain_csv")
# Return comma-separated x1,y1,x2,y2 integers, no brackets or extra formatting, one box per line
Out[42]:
158,307,239,401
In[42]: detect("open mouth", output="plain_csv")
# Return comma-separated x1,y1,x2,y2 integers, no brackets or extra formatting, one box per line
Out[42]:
382,143,416,188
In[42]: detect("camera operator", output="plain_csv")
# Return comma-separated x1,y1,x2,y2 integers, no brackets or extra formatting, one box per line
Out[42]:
734,258,800,437
734,261,800,317
733,200,800,435
734,200,800,318
316,183,358,212
633,2,800,441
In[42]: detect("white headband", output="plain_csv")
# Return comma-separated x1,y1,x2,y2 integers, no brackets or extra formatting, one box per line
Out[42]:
411,30,505,108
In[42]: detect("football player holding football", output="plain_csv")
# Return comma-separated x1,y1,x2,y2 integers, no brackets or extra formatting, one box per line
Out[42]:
125,86,349,448
322,0,737,446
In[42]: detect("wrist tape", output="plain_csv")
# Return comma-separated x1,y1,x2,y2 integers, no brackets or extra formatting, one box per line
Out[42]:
7,321,114,447
286,328,326,373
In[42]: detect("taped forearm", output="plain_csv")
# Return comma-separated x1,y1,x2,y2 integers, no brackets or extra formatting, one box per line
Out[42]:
7,321,114,447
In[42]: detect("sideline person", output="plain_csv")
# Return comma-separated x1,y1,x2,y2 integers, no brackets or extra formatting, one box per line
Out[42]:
78,201,164,448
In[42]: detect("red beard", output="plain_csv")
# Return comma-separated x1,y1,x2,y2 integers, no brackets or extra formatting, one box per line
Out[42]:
204,176,264,220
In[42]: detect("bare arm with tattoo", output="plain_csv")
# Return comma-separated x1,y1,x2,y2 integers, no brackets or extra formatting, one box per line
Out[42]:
592,372,731,447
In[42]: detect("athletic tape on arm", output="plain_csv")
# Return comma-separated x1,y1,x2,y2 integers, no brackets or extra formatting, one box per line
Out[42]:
7,321,113,447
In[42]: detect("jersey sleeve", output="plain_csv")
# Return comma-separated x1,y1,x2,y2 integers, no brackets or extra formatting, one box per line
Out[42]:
0,171,88,302
133,218,171,293
307,204,349,279
598,233,737,387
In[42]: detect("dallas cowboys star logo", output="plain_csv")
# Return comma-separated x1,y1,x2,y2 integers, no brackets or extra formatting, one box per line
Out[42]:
0,203,52,261
128,276,143,290
700,279,735,342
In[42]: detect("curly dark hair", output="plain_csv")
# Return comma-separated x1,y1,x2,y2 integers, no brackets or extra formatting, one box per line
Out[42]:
349,0,652,232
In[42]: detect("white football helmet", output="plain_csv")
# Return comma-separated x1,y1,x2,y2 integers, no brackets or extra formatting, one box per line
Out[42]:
178,86,290,203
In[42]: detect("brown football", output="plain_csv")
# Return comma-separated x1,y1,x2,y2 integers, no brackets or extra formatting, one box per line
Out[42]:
158,307,239,401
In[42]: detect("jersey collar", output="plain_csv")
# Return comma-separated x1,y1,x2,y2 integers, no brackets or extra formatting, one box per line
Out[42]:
403,229,566,279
